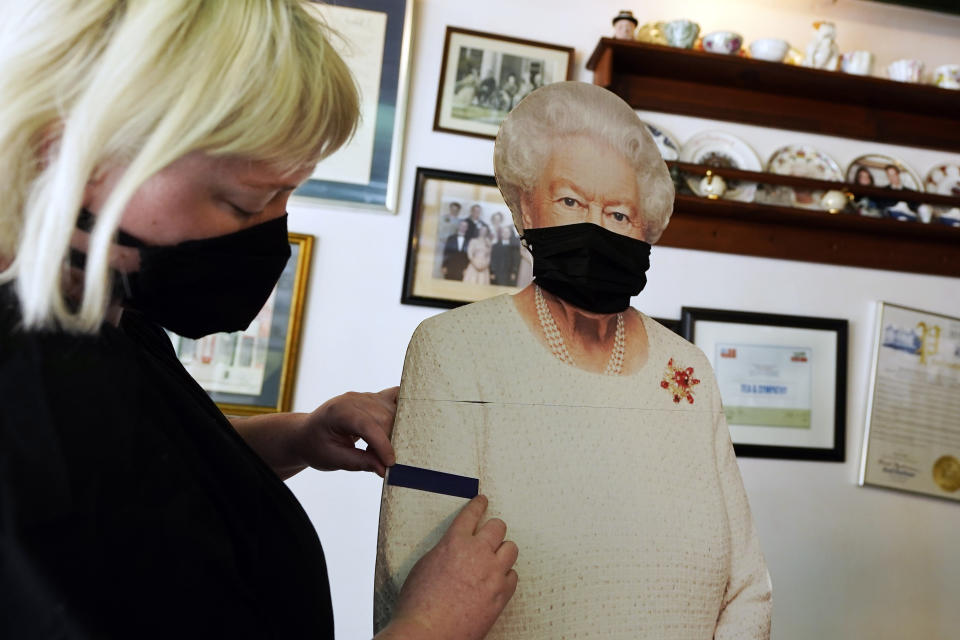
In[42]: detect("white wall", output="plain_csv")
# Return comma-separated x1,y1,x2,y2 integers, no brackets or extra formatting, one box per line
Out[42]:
284,1,960,638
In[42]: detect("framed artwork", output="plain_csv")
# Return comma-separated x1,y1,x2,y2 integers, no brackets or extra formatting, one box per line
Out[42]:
682,306,848,461
294,0,413,211
401,167,532,309
168,234,314,415
433,27,575,139
859,302,960,502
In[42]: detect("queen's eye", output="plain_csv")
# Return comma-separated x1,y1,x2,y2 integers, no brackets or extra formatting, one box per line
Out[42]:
561,197,578,207
610,211,627,222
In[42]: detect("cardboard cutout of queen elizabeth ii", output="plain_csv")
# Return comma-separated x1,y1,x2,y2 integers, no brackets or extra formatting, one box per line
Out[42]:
375,82,772,639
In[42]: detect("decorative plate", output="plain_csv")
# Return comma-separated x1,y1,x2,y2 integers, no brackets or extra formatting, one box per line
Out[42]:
925,163,960,227
643,121,680,161
680,130,762,202
845,154,922,191
766,145,843,209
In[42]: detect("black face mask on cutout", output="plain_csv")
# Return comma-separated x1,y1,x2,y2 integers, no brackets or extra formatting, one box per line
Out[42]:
76,209,291,339
521,222,651,314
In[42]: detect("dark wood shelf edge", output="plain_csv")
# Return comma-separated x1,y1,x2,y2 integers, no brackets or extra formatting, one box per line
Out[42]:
588,38,960,153
662,195,960,277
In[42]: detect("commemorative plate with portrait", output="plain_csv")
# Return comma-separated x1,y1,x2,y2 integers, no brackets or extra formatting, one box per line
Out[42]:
924,163,960,227
766,145,843,210
846,154,922,220
680,130,762,202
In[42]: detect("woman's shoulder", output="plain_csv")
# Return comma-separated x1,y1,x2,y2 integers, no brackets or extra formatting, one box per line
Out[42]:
414,294,515,339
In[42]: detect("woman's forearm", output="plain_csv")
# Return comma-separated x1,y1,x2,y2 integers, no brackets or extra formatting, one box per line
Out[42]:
229,412,309,480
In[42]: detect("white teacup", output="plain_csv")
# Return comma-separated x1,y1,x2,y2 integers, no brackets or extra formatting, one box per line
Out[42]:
820,190,849,214
749,38,789,62
933,64,960,89
841,51,874,76
887,59,924,83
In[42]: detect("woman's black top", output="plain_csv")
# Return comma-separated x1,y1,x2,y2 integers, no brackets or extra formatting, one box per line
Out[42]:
0,284,334,638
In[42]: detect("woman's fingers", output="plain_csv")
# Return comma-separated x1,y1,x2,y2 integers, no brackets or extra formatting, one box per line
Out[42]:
496,540,519,573
475,517,507,551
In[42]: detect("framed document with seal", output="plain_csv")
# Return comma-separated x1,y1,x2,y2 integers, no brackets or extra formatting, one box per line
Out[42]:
859,303,960,501
682,307,848,461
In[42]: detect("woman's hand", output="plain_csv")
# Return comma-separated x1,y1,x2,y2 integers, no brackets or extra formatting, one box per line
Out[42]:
294,387,399,477
378,496,519,640
229,386,398,479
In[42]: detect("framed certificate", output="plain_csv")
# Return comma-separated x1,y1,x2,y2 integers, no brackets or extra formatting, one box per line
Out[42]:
859,302,960,501
294,0,413,211
682,307,848,461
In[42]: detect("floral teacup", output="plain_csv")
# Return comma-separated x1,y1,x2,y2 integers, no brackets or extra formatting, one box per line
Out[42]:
702,31,743,55
933,64,960,89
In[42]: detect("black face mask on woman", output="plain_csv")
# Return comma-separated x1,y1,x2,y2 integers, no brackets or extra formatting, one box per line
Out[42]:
76,209,291,339
521,222,651,314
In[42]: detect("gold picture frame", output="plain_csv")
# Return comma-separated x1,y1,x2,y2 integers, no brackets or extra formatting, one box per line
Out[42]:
168,233,313,415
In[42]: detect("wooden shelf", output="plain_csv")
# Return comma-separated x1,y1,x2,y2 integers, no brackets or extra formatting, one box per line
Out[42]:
660,195,960,277
586,38,960,278
587,38,960,153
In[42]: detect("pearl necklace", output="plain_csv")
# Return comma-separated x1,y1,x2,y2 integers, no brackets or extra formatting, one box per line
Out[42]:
534,285,625,375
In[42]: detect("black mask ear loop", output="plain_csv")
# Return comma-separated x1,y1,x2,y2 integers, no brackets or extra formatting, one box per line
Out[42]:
71,208,135,300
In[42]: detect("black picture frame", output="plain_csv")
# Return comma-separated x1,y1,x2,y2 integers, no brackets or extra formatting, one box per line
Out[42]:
433,27,575,140
401,167,533,309
681,306,848,461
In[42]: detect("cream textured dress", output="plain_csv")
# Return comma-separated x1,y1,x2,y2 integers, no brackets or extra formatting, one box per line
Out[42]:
374,294,772,639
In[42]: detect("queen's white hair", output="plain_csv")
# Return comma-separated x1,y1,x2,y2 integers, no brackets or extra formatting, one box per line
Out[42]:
494,81,674,242
0,0,359,332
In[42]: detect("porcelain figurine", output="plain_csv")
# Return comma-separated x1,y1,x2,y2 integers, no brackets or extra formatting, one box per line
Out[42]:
612,10,638,41
663,19,700,49
840,51,874,76
802,21,839,71
702,31,743,55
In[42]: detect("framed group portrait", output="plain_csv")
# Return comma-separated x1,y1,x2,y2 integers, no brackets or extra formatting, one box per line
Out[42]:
401,167,532,309
682,307,848,461
433,27,575,139
295,0,413,211
168,234,314,415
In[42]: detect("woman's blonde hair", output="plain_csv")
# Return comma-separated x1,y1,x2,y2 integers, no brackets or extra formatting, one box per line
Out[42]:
0,0,359,332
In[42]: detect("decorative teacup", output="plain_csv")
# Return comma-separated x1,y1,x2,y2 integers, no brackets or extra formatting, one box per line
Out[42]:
840,51,874,76
887,59,924,83
635,21,668,45
749,38,789,62
933,64,960,89
702,31,743,55
663,19,700,49
820,190,850,214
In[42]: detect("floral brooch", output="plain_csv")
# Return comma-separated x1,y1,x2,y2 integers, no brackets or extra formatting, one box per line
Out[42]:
660,358,700,404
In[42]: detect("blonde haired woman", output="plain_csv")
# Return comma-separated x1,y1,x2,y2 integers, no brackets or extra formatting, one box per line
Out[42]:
0,2,516,638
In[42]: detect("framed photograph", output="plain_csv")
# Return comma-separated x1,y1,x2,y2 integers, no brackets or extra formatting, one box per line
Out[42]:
681,307,848,461
433,27,575,140
168,234,314,415
859,302,960,502
294,0,413,211
401,167,532,309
